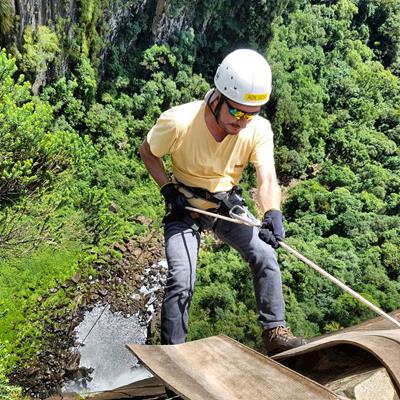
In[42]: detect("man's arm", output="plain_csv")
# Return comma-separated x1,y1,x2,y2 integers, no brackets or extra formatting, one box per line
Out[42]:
256,165,285,247
139,139,170,187
255,164,282,214
140,138,190,216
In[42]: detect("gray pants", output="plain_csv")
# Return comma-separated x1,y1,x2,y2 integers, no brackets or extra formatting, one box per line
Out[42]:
161,214,286,344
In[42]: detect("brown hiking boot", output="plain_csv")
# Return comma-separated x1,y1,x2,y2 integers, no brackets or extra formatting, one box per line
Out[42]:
262,326,307,356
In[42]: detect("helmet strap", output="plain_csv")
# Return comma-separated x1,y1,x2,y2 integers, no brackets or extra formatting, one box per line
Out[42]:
207,89,225,127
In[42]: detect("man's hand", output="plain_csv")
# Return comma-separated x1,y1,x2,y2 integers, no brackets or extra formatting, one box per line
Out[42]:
160,183,189,216
258,209,285,248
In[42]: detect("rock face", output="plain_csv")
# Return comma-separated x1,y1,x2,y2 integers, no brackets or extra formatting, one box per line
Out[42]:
14,0,77,43
10,0,185,55
8,0,141,86
326,367,399,400
150,0,199,43
7,0,213,80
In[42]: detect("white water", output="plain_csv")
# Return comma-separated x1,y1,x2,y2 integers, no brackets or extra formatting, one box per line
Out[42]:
63,304,152,394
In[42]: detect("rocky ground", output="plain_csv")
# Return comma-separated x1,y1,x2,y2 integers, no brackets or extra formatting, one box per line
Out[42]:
10,218,167,399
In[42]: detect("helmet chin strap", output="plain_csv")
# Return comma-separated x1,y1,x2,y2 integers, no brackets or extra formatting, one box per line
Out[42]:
207,89,225,129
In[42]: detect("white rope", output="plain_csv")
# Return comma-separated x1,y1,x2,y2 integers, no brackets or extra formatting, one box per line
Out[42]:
186,206,400,328
186,206,257,226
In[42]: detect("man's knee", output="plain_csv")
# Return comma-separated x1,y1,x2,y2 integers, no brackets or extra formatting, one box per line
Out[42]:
165,265,195,296
248,239,279,270
165,282,193,299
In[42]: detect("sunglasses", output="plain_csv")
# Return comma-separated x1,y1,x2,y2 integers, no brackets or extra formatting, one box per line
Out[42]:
224,98,260,120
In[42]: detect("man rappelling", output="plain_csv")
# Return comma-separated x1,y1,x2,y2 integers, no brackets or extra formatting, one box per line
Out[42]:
140,49,306,355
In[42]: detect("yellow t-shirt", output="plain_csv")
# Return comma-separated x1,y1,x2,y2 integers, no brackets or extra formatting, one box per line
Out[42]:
147,98,275,208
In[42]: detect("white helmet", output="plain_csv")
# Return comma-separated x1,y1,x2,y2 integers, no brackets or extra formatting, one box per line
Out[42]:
214,49,272,106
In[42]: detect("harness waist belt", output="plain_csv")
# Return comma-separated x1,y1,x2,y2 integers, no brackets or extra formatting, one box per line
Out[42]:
176,180,223,203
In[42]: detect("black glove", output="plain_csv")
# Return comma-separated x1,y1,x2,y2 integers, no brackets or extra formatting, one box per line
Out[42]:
160,182,189,217
258,209,285,248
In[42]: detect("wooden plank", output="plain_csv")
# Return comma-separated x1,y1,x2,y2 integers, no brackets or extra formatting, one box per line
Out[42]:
85,377,166,399
127,335,338,400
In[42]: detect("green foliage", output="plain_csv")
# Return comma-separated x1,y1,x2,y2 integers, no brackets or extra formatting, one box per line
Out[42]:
20,26,60,91
109,43,210,123
0,243,82,371
1,0,400,385
76,55,98,105
318,163,358,190
78,0,108,62
268,0,400,182
40,41,210,247
356,0,400,74
0,49,80,202
41,76,86,128
0,0,14,37
185,0,292,79
0,341,24,400
266,0,400,333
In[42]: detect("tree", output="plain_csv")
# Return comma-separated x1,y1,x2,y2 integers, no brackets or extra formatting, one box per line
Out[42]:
0,49,77,203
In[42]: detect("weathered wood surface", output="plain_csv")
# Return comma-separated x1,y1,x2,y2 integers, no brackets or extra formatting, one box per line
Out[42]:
127,335,338,400
85,377,166,399
273,310,400,397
